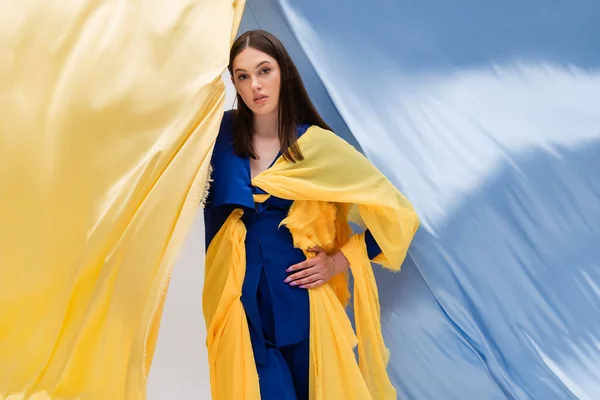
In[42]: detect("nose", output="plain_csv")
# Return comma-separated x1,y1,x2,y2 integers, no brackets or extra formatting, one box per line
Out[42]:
251,76,262,91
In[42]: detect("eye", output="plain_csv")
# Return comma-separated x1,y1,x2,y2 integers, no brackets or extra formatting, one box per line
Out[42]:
237,74,248,81
259,68,271,75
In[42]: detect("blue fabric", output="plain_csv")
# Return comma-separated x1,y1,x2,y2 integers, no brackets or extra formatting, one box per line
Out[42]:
204,111,383,365
241,189,310,354
243,1,600,398
364,229,381,260
204,111,309,364
256,340,310,400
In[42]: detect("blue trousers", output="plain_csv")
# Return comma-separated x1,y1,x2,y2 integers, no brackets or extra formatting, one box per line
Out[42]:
256,340,309,400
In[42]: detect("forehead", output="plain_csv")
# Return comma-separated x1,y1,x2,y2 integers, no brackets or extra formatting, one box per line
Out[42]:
232,47,278,70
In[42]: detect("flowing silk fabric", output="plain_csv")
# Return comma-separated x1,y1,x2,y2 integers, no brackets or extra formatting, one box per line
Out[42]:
0,1,244,399
203,126,419,399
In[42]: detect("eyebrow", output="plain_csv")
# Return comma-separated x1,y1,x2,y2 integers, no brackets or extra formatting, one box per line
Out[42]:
234,60,271,74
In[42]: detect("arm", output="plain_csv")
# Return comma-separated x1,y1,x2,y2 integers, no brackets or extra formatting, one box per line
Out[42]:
285,247,349,289
203,201,233,253
329,228,381,276
284,228,383,289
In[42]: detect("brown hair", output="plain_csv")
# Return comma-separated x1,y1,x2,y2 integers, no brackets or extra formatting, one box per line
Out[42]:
228,29,331,161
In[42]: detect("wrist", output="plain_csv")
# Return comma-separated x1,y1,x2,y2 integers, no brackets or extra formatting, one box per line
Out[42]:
330,250,350,275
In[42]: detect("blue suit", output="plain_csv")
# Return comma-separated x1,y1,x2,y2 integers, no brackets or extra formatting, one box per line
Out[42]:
204,111,381,399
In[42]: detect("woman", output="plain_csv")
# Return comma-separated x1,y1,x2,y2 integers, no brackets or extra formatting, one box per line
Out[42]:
203,30,419,400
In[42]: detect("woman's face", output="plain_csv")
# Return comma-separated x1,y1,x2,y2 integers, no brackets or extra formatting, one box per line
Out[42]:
231,47,281,116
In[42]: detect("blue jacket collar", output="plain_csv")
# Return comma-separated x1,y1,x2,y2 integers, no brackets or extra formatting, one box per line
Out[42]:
207,111,311,209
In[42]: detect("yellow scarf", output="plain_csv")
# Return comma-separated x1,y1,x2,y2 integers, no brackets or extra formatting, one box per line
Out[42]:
203,126,419,399
0,1,244,399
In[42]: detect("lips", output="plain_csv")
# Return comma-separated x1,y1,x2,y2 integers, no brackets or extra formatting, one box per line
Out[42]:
253,94,268,104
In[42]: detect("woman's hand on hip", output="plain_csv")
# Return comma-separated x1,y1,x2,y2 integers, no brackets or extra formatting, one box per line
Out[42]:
284,246,350,289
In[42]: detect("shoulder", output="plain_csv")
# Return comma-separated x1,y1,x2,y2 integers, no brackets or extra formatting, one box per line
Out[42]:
217,109,235,141
206,110,255,210
295,124,342,146
296,122,311,139
299,124,346,147
296,125,365,164
222,109,235,126
301,124,337,138
212,110,236,157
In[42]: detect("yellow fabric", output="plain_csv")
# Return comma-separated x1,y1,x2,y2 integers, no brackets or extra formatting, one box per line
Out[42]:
203,209,260,400
204,126,419,399
0,1,244,399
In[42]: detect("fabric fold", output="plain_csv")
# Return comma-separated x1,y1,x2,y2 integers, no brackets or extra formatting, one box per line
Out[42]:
0,1,245,398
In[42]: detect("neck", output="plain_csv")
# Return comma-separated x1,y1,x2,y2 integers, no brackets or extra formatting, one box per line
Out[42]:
253,109,279,138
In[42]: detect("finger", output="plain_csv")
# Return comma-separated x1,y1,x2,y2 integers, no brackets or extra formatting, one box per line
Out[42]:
287,258,316,273
290,274,321,287
300,280,325,289
284,267,318,283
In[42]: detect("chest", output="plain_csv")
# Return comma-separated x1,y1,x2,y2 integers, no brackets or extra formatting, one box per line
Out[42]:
249,135,280,179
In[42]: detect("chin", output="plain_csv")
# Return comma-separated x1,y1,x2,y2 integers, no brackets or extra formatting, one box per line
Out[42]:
249,104,278,115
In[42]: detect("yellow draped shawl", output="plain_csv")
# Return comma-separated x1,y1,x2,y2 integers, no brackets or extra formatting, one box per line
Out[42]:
203,126,419,399
0,1,244,399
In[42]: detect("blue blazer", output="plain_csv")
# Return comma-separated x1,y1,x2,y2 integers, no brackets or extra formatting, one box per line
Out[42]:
204,111,381,364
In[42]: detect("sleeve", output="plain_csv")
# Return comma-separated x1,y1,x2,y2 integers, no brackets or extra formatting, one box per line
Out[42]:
203,200,217,251
364,228,383,259
203,202,233,252
203,110,234,251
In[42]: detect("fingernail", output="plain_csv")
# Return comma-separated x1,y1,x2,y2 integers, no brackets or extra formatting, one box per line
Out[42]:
286,268,292,272
284,278,290,283
289,281,297,286
299,285,306,289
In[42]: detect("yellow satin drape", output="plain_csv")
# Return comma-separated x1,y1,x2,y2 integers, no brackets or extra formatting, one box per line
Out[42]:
203,126,420,399
0,1,244,399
